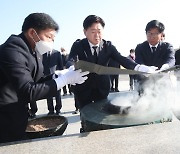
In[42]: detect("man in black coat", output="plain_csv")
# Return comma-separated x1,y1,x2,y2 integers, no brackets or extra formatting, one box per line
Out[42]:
68,15,157,110
175,49,180,65
127,49,136,90
43,49,63,115
108,59,121,92
135,20,175,70
0,13,88,143
135,20,175,93
60,47,72,95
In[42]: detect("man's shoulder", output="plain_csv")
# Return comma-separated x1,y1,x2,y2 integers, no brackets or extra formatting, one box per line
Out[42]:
0,34,29,53
73,39,112,45
2,34,23,46
73,38,84,44
53,49,61,54
135,41,149,52
160,41,173,48
71,38,85,48
101,39,112,45
136,41,148,47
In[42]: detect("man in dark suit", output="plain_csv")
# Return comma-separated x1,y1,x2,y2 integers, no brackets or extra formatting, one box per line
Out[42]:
60,47,72,96
0,13,88,143
175,49,180,65
42,49,63,115
108,59,121,92
135,20,175,93
68,15,157,110
127,49,136,91
175,49,180,80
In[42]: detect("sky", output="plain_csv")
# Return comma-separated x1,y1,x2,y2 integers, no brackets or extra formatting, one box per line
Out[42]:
0,0,180,56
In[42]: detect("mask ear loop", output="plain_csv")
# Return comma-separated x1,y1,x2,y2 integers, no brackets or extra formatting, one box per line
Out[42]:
33,29,41,42
31,37,36,43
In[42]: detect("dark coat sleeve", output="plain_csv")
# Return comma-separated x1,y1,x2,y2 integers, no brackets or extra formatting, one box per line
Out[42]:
105,41,137,69
0,35,57,105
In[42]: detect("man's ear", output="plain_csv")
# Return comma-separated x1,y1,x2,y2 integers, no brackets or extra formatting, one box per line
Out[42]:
83,29,86,36
28,28,35,40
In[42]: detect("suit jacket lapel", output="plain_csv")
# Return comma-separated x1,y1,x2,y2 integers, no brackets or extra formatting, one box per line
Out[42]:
97,41,106,64
34,52,44,81
82,39,94,62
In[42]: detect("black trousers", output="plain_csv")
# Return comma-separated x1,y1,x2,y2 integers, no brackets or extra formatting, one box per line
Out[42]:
0,103,28,143
74,95,80,110
110,75,119,90
129,75,135,89
28,101,38,114
62,84,71,94
47,90,62,112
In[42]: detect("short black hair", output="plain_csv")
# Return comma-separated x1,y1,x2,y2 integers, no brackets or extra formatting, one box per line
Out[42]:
22,13,59,32
130,49,135,53
83,15,105,30
145,20,165,33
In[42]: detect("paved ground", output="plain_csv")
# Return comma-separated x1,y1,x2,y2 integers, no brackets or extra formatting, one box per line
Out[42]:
32,75,130,136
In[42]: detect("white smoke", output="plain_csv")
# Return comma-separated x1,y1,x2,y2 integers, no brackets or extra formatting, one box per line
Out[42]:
110,71,180,122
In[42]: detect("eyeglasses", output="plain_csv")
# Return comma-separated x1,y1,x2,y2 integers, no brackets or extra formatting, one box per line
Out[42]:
146,32,160,37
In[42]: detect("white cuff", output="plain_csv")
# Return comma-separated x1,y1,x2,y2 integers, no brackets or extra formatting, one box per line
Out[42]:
134,64,140,71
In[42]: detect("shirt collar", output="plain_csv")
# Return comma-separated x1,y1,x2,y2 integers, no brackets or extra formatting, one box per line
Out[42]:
149,43,159,48
88,41,99,54
88,41,99,48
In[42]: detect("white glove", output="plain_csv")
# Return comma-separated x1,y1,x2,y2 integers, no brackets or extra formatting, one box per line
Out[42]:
54,67,89,90
55,65,74,76
160,64,169,71
134,64,158,73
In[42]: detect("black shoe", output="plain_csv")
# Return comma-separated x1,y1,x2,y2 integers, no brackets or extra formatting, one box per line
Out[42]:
130,86,134,91
110,88,114,93
115,89,119,92
63,93,67,96
56,111,61,115
29,113,36,119
47,111,54,116
72,109,79,114
80,128,85,133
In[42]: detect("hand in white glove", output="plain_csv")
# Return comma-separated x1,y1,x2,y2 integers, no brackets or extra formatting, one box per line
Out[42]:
160,64,169,71
134,64,158,73
55,65,75,76
54,67,89,90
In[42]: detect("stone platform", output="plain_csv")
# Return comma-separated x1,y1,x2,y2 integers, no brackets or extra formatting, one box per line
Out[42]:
1,121,180,154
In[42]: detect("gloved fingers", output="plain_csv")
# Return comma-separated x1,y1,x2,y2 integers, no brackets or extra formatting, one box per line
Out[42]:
68,65,75,71
74,69,89,76
55,70,62,75
75,69,82,73
80,71,89,76
76,76,88,84
160,64,169,71
55,69,68,76
82,76,88,81
150,66,158,71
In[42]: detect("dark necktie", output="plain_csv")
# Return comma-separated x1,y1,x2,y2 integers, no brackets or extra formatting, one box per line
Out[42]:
151,47,156,58
47,52,51,64
151,47,156,53
92,46,98,63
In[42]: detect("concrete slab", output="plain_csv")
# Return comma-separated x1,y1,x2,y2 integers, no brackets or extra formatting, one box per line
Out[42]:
1,122,180,154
